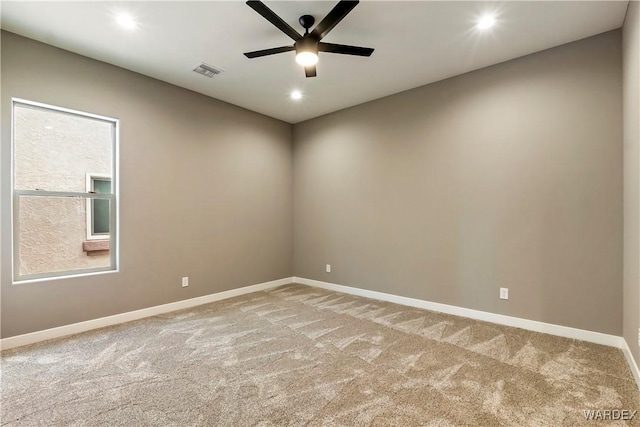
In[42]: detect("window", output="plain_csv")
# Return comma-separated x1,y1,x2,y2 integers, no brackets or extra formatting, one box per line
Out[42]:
86,174,112,239
12,99,118,282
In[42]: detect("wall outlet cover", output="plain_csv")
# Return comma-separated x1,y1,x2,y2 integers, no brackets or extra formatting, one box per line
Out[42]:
182,277,189,287
325,264,331,273
500,288,509,300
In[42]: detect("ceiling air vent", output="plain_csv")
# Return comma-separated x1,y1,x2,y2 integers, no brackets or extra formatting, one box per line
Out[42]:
193,63,223,78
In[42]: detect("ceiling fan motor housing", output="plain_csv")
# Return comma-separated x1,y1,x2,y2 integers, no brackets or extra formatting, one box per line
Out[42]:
296,36,318,56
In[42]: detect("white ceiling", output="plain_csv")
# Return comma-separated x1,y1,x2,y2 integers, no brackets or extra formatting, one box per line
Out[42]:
0,1,629,124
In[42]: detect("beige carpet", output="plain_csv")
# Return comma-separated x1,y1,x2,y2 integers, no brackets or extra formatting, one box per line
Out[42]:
2,284,639,426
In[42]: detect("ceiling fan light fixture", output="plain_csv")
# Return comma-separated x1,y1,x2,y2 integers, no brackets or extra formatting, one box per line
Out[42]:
295,51,318,67
295,37,319,67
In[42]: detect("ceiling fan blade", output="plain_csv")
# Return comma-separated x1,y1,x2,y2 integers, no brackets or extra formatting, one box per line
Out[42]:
310,0,359,41
244,45,295,58
305,65,317,78
318,42,374,56
246,1,302,41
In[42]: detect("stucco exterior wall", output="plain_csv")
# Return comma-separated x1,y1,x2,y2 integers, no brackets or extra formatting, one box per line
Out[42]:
14,105,112,276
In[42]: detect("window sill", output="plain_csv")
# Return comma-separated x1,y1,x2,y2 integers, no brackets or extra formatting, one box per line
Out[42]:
83,240,110,256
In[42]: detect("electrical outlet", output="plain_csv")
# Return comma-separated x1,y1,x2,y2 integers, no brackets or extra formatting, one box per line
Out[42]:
326,264,331,273
182,277,189,288
637,328,640,348
499,288,509,300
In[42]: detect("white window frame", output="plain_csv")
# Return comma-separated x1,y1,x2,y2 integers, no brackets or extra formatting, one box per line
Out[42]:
11,98,119,283
86,173,112,240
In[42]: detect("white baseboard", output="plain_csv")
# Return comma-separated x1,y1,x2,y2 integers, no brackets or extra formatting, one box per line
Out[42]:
621,338,640,390
293,277,622,348
0,277,293,351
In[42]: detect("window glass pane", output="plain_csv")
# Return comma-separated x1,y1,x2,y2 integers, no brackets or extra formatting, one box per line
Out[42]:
17,195,112,278
14,104,113,192
92,199,110,234
93,179,111,194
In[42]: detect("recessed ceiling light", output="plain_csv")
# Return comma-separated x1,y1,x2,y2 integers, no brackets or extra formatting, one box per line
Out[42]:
477,14,496,30
291,90,302,100
116,13,137,30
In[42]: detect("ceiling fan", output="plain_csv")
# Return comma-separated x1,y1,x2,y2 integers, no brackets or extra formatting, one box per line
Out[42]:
243,0,374,78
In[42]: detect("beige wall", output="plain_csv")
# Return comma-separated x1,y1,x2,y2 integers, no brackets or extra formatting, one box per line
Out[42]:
293,31,623,335
623,1,640,366
1,32,293,338
15,106,112,276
